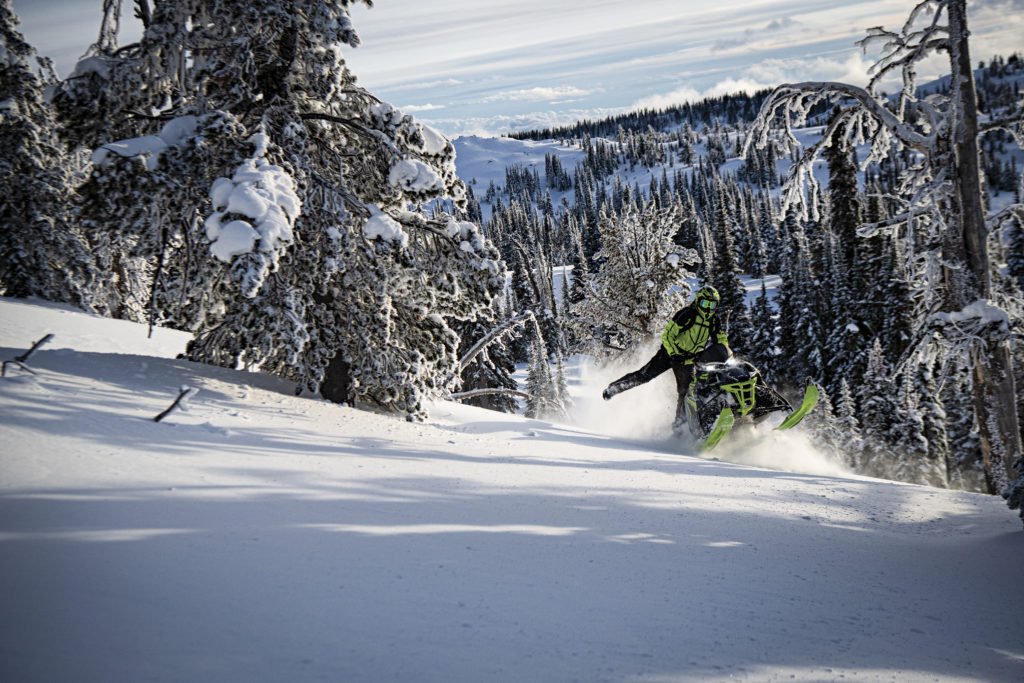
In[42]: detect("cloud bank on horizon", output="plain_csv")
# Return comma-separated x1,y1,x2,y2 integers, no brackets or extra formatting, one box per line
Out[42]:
11,0,1024,137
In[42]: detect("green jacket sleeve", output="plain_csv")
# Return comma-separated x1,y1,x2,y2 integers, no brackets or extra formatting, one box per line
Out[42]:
661,320,683,356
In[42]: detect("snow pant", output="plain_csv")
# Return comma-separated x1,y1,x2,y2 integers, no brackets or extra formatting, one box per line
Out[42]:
606,347,694,435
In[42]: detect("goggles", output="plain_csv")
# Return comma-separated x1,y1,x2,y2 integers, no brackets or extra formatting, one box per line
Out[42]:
698,299,718,310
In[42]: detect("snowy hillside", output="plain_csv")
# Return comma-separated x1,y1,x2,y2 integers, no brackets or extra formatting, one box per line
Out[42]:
2,297,1022,683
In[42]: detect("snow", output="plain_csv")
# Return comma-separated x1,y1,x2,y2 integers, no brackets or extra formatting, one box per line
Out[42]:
363,208,409,247
2,296,1023,682
388,157,445,193
209,220,259,262
69,55,112,79
158,116,198,147
91,117,200,170
91,135,167,170
419,124,450,156
206,144,301,264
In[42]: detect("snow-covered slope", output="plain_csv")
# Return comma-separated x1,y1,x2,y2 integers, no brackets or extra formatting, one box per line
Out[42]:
454,135,586,191
1,298,1022,683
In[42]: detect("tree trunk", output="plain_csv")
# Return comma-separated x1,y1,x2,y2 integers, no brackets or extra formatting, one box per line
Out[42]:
320,351,354,405
948,0,1023,490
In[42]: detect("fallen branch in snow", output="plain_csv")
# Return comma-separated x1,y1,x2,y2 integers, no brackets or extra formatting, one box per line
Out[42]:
154,385,199,423
2,334,54,377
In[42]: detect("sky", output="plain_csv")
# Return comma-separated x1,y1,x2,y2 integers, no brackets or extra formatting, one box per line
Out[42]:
10,0,1024,137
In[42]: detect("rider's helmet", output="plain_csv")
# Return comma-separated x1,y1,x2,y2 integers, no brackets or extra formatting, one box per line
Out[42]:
694,285,720,314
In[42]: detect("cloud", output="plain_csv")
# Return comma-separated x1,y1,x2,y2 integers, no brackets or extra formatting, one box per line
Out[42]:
481,86,598,103
712,15,803,53
400,103,447,113
631,85,703,110
628,51,887,113
382,78,464,93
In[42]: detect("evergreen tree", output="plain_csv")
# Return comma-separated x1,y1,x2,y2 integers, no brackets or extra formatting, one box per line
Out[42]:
892,373,933,485
858,339,901,479
455,315,519,414
746,280,778,381
0,0,91,304
914,359,951,487
823,116,863,273
524,319,567,420
834,378,865,470
805,384,844,463
1005,215,1024,291
942,366,987,491
68,0,505,421
708,180,749,346
572,202,698,353
776,208,824,385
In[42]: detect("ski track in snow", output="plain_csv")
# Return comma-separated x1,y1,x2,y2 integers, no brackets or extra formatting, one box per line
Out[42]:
1,297,1023,683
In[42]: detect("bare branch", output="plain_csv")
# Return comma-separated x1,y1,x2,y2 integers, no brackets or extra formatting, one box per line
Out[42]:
2,334,54,377
154,386,199,422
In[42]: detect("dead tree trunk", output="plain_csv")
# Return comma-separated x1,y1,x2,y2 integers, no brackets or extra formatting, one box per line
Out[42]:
948,0,1022,490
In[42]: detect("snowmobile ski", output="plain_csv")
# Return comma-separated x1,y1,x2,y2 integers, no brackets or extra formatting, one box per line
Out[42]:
774,384,819,431
699,407,735,452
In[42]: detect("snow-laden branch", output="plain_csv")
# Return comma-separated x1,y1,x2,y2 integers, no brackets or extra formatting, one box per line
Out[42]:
450,388,532,402
988,202,1024,227
458,311,536,373
752,82,934,153
300,112,403,160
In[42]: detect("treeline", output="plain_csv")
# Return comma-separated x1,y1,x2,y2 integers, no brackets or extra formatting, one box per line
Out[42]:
509,89,775,141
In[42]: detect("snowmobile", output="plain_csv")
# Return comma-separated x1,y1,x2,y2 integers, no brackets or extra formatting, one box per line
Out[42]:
683,345,819,452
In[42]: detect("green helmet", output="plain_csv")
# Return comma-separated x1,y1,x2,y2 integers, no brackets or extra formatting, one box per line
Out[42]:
694,285,720,314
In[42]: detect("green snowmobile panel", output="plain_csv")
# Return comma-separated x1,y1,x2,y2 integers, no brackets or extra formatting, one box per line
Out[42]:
775,384,819,431
699,407,735,452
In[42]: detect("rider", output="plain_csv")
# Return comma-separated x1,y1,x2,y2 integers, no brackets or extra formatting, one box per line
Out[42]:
602,285,729,436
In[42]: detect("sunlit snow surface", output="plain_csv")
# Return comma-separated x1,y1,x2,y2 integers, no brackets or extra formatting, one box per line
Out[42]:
1,297,1022,683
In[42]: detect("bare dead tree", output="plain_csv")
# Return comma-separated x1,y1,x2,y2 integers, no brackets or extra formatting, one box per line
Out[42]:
746,0,1023,497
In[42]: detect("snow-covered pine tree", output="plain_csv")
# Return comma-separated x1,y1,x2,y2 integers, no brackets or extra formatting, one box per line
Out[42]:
572,201,698,354
941,365,986,491
1003,212,1024,291
0,0,91,305
913,359,950,487
834,378,865,470
747,0,1023,498
775,208,824,385
891,372,935,486
821,117,867,394
67,0,505,421
708,178,750,348
858,338,901,479
507,200,563,354
805,384,844,465
524,317,567,421
746,280,778,381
